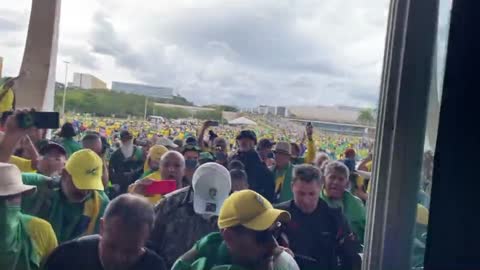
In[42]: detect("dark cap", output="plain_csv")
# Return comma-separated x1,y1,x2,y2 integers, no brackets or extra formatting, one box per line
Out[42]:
185,136,198,146
257,138,276,150
120,130,133,140
199,152,216,162
39,142,67,156
58,123,76,138
236,130,257,144
182,144,202,154
173,139,184,148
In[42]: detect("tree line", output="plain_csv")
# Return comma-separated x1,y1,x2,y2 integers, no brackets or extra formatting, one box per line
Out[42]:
54,88,223,120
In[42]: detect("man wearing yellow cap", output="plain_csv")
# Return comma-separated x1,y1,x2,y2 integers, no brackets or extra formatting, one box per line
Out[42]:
172,190,299,270
141,145,169,180
21,149,110,242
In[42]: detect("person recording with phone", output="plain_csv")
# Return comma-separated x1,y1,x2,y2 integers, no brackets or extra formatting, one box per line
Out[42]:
128,146,178,205
0,111,110,243
1,111,53,173
197,120,229,166
291,122,316,165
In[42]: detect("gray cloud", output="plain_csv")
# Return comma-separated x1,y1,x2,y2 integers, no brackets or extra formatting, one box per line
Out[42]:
349,90,379,105
0,17,25,32
0,8,29,32
86,1,387,107
59,44,100,70
153,6,342,77
89,12,131,57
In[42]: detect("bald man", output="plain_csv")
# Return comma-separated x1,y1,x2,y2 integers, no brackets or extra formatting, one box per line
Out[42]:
160,151,186,188
129,151,186,196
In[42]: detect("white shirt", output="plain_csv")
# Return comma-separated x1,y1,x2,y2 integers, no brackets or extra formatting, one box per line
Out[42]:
274,250,300,270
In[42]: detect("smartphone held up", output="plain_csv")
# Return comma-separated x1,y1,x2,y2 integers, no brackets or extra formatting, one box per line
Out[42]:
2,111,60,129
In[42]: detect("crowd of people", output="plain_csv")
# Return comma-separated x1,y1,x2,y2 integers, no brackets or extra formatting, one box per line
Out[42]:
62,114,372,161
0,108,432,270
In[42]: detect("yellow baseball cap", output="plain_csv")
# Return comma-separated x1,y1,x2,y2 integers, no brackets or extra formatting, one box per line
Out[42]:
148,145,168,162
218,190,291,231
65,149,104,191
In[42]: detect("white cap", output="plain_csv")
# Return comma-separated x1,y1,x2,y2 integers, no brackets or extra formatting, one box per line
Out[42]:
157,137,178,148
192,162,231,216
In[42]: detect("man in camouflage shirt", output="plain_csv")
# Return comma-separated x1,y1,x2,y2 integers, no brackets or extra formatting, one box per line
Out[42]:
149,186,218,268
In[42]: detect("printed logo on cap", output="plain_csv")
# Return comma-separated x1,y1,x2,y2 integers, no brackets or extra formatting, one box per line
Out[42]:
206,188,218,212
209,188,217,199
86,167,99,176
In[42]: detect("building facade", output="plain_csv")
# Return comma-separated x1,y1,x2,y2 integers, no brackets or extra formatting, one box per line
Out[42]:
275,106,288,117
72,73,107,89
112,81,173,99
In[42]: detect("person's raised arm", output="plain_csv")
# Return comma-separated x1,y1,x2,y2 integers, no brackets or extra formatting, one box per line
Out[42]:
304,124,316,164
197,121,213,151
0,111,31,163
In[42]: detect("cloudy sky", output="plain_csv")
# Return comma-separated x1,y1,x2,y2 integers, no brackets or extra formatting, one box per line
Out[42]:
0,0,390,107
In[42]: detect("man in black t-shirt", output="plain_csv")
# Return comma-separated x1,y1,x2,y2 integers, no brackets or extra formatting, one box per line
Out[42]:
276,165,362,270
45,194,167,270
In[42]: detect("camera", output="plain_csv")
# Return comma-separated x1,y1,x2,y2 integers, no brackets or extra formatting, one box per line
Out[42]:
2,111,60,129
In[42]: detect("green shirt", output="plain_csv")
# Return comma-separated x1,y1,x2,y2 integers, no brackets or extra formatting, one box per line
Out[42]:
21,173,109,243
172,233,298,270
0,211,57,270
320,190,366,244
272,163,294,203
61,138,83,157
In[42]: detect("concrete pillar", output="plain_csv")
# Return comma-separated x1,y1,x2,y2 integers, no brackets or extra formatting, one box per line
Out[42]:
15,0,61,111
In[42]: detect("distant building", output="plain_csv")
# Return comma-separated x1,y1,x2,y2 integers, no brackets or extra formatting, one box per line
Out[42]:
275,106,288,117
257,106,268,114
72,73,107,90
267,106,276,115
112,81,173,99
255,105,288,117
287,105,362,124
257,105,276,115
